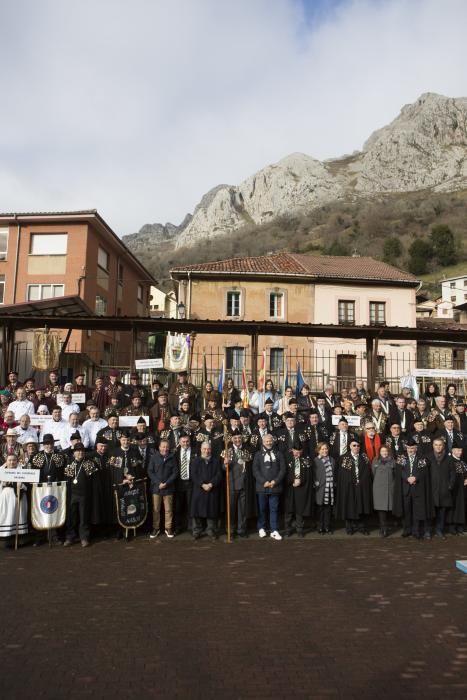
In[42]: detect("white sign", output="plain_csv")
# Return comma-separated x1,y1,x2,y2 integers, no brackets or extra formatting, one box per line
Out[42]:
30,415,52,426
135,358,163,370
72,393,86,403
415,368,467,379
118,416,149,427
0,468,40,483
332,414,361,427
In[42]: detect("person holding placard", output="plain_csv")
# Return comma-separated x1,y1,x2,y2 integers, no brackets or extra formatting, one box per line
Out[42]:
0,454,28,547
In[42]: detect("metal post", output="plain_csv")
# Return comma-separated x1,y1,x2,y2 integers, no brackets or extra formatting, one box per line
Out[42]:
251,333,258,384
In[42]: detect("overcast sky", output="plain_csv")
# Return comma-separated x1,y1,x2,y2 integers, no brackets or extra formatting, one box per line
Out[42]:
1,0,467,235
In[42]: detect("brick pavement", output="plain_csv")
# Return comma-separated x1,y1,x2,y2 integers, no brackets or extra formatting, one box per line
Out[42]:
1,535,467,699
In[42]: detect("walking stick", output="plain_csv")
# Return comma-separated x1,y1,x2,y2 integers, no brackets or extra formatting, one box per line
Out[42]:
47,476,53,548
223,425,231,543
15,482,20,551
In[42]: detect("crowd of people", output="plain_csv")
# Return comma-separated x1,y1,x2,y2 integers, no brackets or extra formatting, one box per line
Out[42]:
0,367,466,548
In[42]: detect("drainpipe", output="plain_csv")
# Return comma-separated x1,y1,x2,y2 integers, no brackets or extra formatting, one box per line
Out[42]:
12,215,20,303
187,271,192,319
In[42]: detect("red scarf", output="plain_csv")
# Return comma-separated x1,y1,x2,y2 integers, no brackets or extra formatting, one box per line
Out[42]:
364,433,381,462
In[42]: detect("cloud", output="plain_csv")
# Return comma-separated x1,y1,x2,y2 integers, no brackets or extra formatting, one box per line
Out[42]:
1,0,467,233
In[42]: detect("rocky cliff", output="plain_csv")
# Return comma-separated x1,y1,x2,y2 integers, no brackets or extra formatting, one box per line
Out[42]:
124,93,467,251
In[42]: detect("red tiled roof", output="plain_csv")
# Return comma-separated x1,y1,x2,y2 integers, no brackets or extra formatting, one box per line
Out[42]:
171,252,418,284
416,318,467,331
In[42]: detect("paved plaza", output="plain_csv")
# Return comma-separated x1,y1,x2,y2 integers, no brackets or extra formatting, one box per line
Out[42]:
1,535,467,699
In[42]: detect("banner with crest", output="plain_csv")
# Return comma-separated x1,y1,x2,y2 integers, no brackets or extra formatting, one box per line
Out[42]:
32,330,60,371
164,332,190,372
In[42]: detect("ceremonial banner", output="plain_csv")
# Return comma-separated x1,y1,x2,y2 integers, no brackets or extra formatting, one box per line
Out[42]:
114,479,148,529
164,333,189,372
32,330,60,371
31,482,67,530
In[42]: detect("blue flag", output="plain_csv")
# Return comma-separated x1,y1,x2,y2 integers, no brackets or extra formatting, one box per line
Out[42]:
218,359,224,394
296,361,305,397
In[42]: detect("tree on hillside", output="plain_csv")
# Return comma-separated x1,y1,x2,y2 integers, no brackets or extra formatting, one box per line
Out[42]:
382,236,403,264
408,239,434,275
430,224,456,266
325,240,347,256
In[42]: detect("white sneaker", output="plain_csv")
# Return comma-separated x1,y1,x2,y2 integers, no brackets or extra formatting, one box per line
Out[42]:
258,528,267,538
270,530,282,541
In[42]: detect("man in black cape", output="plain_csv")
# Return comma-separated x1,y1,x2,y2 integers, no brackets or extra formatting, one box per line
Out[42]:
429,437,456,538
191,441,222,539
283,442,313,538
447,439,467,535
222,429,256,538
393,438,432,539
335,438,372,535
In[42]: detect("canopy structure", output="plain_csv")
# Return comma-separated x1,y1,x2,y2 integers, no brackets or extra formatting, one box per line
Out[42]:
1,303,466,386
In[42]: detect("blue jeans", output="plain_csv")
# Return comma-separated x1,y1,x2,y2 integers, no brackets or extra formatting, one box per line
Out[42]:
257,494,279,531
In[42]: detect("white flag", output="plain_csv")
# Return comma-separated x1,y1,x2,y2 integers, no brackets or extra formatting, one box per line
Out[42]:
31,482,67,530
164,332,190,372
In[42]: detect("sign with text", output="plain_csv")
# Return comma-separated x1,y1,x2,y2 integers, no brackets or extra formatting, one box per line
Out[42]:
30,415,52,426
72,393,86,404
414,368,467,379
0,468,40,483
332,414,361,427
118,416,150,427
135,358,163,370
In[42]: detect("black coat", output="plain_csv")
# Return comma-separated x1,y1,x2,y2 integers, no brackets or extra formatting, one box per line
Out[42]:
329,430,357,463
147,452,178,495
284,453,313,516
190,456,222,519
392,454,433,521
335,453,372,519
31,450,65,482
252,449,286,494
223,446,257,518
447,458,467,525
429,451,456,508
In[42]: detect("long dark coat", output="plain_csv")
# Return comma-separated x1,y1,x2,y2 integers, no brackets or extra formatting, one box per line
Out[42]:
335,453,372,520
392,454,432,521
283,454,314,516
223,447,257,518
429,451,456,508
447,458,467,525
190,456,222,519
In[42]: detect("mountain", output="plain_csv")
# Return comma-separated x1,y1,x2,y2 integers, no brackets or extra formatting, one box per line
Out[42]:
123,93,467,288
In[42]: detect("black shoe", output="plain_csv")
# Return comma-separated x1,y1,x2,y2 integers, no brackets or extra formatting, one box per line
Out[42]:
435,530,446,539
401,530,411,538
325,529,333,535
318,528,325,534
149,529,160,539
424,532,432,540
297,530,304,538
192,533,201,540
238,532,248,538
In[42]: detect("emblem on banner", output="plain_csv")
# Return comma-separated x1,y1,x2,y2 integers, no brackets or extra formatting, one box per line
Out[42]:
40,495,59,515
164,332,189,372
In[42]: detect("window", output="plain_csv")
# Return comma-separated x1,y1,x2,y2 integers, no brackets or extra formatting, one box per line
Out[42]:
270,348,284,372
269,292,284,318
450,282,455,288
137,284,143,302
451,296,457,302
103,342,112,365
27,284,64,301
338,300,355,325
97,247,109,271
0,274,5,303
369,301,386,326
376,355,386,378
118,262,124,285
464,280,467,286
0,228,8,260
226,290,241,316
464,294,467,301
225,347,245,386
95,295,107,315
30,233,67,255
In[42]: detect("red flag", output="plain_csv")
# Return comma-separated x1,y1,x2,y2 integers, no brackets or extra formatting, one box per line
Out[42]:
242,367,249,408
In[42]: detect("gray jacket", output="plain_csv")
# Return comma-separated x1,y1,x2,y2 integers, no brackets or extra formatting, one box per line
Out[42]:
312,455,336,506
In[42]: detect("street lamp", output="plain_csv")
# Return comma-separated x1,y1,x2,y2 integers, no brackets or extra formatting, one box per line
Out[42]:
177,301,186,320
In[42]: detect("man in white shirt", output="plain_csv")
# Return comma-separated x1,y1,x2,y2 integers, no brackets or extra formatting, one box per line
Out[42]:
8,387,35,421
59,392,81,421
82,407,107,447
14,414,39,445
61,413,90,450
241,381,260,415
43,406,68,449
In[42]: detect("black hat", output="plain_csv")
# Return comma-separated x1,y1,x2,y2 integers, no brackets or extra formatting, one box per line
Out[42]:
355,401,367,409
203,413,214,421
95,437,108,445
240,409,250,418
42,433,55,445
406,437,417,447
283,412,295,420
190,414,201,422
177,371,188,376
309,409,318,416
130,373,139,380
444,414,455,422
338,417,348,424
178,430,190,439
265,398,273,406
137,416,146,424
86,399,96,406
107,411,118,419
73,442,85,451
134,433,147,441
70,431,81,440
390,421,401,428
452,437,464,450
231,428,242,437
180,397,190,405
74,373,85,379
131,392,142,400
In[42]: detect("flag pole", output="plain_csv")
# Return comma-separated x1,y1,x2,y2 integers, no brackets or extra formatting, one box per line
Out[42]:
47,476,53,548
15,482,20,551
223,424,231,543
